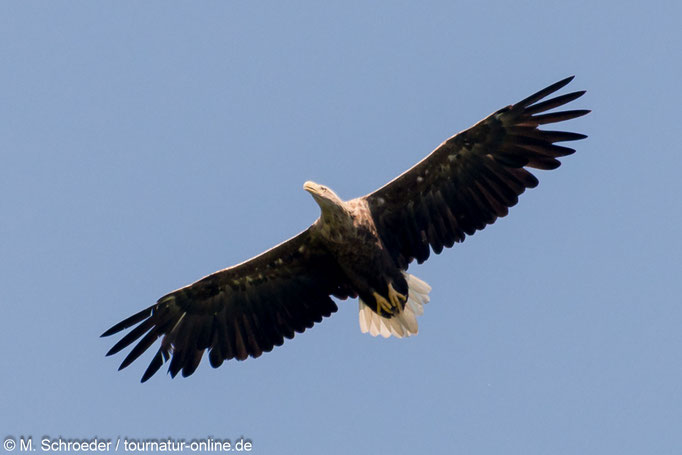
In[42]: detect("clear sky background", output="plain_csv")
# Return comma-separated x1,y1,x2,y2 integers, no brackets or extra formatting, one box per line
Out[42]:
2,2,681,454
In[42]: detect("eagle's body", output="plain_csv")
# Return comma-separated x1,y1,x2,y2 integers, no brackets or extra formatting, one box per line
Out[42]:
307,188,409,318
103,77,589,382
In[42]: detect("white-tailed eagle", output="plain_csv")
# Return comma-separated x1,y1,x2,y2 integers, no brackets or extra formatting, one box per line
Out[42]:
102,76,589,382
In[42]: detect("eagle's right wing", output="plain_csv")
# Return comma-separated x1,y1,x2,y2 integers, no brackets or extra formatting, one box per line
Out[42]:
364,76,589,269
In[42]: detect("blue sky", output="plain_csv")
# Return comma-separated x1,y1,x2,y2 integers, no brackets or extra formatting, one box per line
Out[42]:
2,1,681,454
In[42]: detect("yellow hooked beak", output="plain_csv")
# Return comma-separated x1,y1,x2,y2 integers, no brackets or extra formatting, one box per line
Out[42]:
303,181,319,194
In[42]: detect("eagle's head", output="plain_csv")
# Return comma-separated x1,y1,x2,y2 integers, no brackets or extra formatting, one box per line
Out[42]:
303,181,344,212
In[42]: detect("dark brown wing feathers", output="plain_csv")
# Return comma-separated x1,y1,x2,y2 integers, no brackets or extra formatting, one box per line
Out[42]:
102,229,352,381
104,76,588,381
366,76,588,268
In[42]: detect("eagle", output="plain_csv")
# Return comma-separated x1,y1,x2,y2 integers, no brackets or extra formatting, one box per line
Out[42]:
103,76,589,382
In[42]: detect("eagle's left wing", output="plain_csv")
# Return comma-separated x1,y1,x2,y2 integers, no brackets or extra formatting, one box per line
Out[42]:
102,227,354,382
364,76,589,269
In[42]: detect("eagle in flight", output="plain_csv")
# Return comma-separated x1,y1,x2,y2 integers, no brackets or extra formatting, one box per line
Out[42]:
103,76,589,382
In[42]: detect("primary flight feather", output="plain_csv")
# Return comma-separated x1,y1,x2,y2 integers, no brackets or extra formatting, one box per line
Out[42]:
102,76,589,382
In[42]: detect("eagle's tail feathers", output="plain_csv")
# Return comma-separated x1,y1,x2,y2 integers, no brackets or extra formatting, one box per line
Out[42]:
358,272,431,338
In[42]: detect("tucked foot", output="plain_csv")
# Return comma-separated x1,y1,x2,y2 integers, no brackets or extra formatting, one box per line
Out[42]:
387,283,406,310
373,284,406,316
373,292,393,316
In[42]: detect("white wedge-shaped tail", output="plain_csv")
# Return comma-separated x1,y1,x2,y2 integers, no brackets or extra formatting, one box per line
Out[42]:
358,272,431,338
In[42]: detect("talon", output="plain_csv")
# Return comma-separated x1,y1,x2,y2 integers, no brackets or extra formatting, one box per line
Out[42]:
373,292,392,315
388,283,406,310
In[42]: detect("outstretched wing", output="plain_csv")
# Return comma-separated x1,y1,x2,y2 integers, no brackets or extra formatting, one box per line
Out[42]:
365,76,589,268
102,227,353,382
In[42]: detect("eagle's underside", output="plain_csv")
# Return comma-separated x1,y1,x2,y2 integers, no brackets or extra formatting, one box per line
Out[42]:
102,76,589,382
